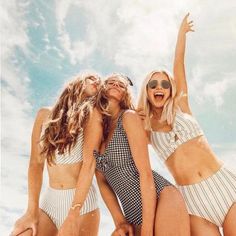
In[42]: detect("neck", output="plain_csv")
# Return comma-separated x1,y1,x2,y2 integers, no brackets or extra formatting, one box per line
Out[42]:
108,99,121,119
152,107,163,120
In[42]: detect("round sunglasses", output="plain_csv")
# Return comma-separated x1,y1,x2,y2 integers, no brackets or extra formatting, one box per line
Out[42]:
147,79,171,89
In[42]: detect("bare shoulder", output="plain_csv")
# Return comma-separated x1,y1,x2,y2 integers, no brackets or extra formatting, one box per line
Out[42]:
123,109,140,119
35,107,51,125
123,110,141,126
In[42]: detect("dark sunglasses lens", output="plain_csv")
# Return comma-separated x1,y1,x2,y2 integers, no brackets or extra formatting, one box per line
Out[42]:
148,80,158,89
161,80,171,89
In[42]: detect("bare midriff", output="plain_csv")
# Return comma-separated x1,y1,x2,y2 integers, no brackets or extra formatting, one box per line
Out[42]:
47,161,83,189
165,136,223,186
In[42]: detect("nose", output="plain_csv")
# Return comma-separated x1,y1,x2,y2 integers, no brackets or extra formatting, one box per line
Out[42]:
111,81,119,88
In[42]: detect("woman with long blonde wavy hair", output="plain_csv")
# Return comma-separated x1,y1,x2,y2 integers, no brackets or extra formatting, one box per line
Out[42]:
11,73,102,236
138,14,236,236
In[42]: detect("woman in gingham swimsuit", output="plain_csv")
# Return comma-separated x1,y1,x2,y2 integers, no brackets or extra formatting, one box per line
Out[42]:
138,14,236,236
94,74,190,235
11,74,101,236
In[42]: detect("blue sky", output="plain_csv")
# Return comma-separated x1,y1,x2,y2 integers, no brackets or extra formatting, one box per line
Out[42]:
1,0,236,235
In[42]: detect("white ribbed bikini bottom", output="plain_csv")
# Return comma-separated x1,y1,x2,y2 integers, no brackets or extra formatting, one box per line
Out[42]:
178,166,236,226
40,184,98,228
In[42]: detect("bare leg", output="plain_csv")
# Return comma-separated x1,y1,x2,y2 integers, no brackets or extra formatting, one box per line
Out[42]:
154,186,190,236
190,215,221,236
16,209,57,236
37,209,58,236
77,208,100,236
223,203,236,236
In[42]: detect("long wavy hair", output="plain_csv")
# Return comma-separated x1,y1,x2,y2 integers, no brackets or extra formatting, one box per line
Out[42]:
96,73,134,140
137,70,180,130
40,73,100,165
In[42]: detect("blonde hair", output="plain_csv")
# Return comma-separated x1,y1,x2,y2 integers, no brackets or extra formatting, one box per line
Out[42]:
96,73,134,140
40,73,100,165
137,70,179,130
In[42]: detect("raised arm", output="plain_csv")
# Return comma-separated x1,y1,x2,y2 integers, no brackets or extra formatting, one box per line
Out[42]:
123,110,156,236
174,13,194,114
11,108,49,236
58,108,103,235
95,170,134,236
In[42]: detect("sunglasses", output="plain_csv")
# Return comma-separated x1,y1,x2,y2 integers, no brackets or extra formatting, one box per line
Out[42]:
147,79,171,89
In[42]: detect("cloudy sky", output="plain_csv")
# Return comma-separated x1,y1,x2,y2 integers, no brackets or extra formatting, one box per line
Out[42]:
1,0,236,235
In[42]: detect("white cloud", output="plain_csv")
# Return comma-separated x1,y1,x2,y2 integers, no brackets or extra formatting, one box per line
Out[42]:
1,1,33,234
55,0,98,64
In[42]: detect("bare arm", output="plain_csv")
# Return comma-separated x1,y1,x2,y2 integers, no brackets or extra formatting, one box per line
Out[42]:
11,108,49,236
58,108,103,234
174,13,194,114
123,110,156,236
95,170,134,235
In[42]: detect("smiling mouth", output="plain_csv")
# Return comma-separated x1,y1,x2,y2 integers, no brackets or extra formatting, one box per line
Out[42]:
154,92,164,102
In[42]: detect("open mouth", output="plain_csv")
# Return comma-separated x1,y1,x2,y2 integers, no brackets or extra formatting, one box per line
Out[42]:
154,92,164,102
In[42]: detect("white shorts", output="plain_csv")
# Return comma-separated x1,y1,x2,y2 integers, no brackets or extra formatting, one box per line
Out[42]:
40,184,98,228
178,166,236,226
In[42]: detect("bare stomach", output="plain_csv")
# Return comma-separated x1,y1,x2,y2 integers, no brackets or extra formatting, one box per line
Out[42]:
47,162,83,189
165,136,223,185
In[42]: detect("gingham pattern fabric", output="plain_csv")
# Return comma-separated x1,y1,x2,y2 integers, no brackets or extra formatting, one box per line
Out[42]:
55,132,84,164
178,166,236,226
151,111,204,161
40,184,98,228
94,110,172,225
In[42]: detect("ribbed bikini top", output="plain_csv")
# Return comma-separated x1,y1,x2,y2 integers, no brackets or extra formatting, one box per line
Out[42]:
150,111,204,162
54,132,83,164
41,124,83,165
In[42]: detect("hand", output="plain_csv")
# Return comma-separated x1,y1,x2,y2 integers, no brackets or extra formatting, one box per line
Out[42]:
180,13,194,34
10,212,39,236
136,108,146,121
57,211,79,236
111,222,134,236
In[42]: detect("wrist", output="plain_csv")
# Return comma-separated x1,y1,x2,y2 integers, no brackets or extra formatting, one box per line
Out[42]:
68,203,82,217
26,208,39,217
115,219,128,227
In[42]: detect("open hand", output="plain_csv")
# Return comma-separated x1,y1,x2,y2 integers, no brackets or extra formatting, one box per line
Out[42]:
180,13,194,33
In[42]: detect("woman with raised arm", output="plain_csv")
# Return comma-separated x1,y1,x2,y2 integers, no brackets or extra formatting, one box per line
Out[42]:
11,73,102,236
94,73,190,236
138,14,236,236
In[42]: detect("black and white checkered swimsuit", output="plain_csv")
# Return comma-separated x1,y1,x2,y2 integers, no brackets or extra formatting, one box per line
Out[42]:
94,111,172,225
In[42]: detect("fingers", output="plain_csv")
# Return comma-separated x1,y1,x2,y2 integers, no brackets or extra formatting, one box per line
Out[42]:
10,226,24,236
128,225,134,236
184,12,190,20
32,224,37,236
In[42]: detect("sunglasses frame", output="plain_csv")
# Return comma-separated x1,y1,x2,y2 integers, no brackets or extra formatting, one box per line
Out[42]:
147,79,171,90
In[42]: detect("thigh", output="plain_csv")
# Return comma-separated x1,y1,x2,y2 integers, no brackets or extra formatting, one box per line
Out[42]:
77,208,100,236
190,215,221,236
223,203,236,236
37,209,58,236
155,186,190,236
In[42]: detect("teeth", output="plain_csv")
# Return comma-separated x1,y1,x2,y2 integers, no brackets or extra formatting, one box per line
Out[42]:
154,92,164,96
